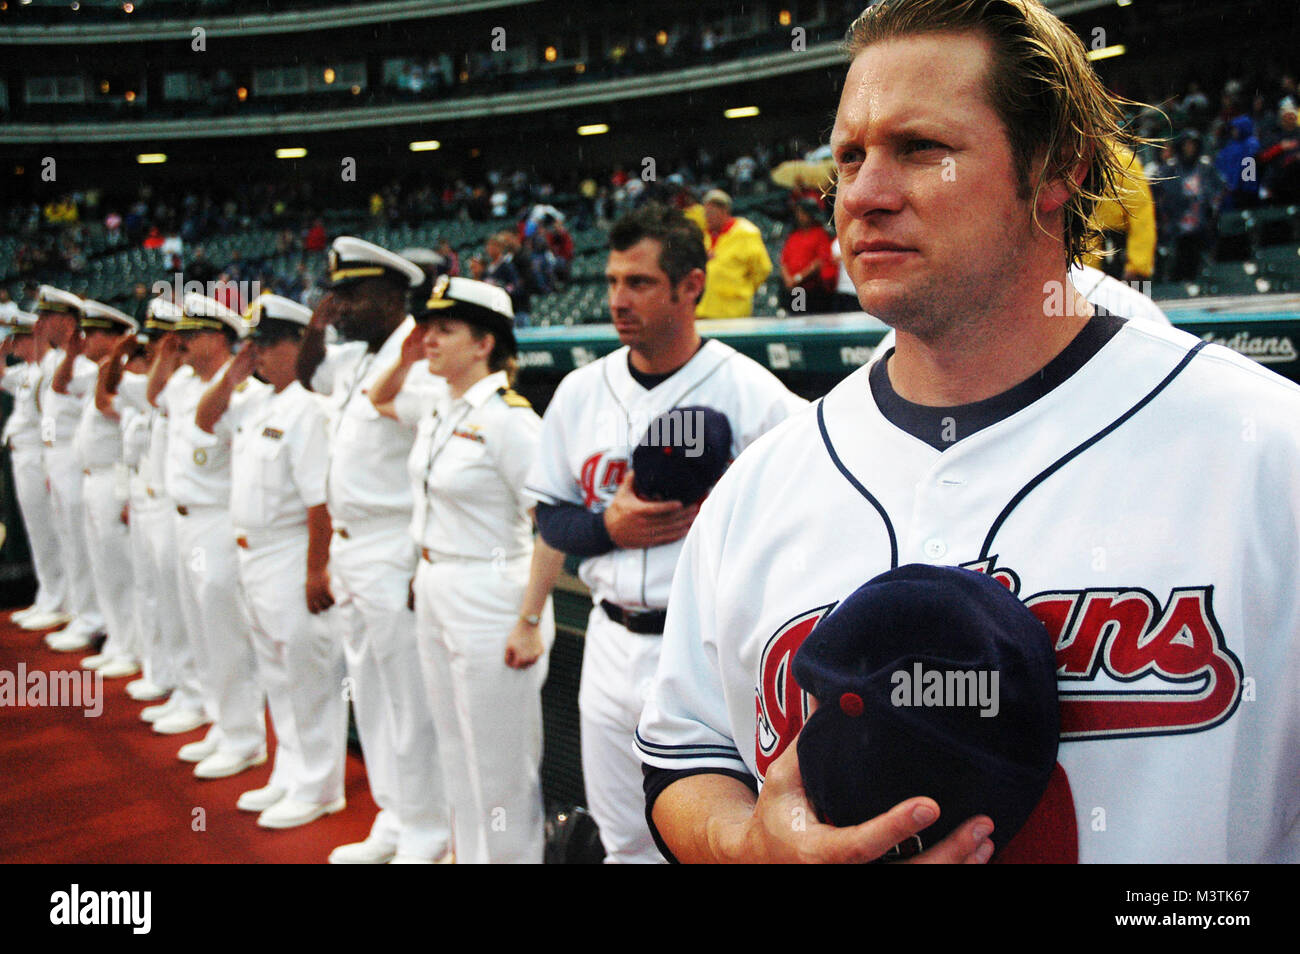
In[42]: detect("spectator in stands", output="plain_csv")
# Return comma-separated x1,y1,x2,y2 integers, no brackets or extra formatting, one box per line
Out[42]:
695,189,772,319
143,226,165,250
1156,131,1223,282
1261,100,1300,206
540,216,573,284
1215,115,1261,211
105,211,123,248
485,233,524,319
1083,143,1156,282
436,238,461,278
468,254,487,280
779,198,836,314
303,218,328,253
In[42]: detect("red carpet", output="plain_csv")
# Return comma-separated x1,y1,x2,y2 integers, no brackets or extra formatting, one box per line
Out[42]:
0,608,379,864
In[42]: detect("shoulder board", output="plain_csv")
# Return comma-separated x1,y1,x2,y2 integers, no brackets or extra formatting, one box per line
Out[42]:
497,386,531,409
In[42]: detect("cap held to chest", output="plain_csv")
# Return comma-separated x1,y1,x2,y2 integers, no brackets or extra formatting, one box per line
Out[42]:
630,405,732,505
792,563,1066,861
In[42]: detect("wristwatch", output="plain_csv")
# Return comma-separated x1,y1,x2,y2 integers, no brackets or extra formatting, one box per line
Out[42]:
520,613,542,626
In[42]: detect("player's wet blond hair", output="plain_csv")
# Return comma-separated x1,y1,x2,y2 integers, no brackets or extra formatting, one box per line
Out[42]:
845,0,1145,267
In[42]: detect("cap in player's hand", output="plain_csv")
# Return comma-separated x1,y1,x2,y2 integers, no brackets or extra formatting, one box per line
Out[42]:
792,563,1063,860
631,406,732,505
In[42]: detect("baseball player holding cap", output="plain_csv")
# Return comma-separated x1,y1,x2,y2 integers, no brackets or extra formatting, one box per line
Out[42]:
370,275,563,864
36,285,107,653
637,0,1300,864
148,293,266,778
1,308,71,632
297,237,451,864
525,204,806,863
68,300,142,679
195,293,348,826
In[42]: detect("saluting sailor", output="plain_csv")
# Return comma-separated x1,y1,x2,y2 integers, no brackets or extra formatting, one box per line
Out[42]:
148,293,266,779
69,300,141,679
296,236,452,864
370,275,563,864
196,293,348,828
1,308,71,632
36,285,107,652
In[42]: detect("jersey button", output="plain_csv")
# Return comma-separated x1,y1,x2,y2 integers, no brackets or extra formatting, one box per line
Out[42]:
922,538,947,559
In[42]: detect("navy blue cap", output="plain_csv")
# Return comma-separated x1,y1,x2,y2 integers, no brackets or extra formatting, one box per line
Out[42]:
631,406,732,505
792,564,1060,858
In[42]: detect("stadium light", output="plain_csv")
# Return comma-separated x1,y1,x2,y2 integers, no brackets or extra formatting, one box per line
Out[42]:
724,106,761,119
1087,44,1126,61
276,147,308,159
409,140,441,152
577,124,609,136
136,153,167,165
1116,0,1132,6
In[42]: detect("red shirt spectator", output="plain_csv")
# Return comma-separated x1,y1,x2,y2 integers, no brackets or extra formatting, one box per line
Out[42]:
303,219,328,252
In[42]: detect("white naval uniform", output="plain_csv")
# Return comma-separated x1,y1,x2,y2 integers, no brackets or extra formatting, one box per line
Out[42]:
2,359,66,616
74,356,137,664
39,349,104,636
397,370,554,864
119,380,163,685
228,380,347,806
159,365,264,760
524,339,807,863
319,319,451,860
119,372,188,701
637,319,1300,863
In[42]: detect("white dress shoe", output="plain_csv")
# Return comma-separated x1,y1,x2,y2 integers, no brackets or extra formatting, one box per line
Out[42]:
11,606,36,625
258,796,346,829
47,631,93,652
194,749,267,779
19,610,73,631
177,735,221,763
152,708,210,735
98,658,140,679
126,679,170,701
328,838,398,864
237,784,287,813
140,697,180,723
79,653,112,670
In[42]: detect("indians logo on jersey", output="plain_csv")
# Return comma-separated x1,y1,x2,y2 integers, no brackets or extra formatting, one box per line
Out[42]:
753,559,1245,779
578,452,628,508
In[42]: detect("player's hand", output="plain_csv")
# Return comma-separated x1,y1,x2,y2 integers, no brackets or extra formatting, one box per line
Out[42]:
399,325,426,366
504,618,545,669
227,340,256,385
602,472,701,549
716,738,995,864
66,329,85,358
309,292,341,331
305,568,335,614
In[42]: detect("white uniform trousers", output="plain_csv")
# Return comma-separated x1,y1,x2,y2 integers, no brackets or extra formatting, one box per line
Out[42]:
331,519,450,860
414,555,554,864
128,480,169,689
43,445,103,633
81,468,136,662
238,528,347,805
173,506,263,759
9,445,67,615
578,606,668,864
141,497,193,703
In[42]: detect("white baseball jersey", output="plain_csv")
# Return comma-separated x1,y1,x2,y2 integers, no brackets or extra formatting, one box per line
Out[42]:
637,318,1300,863
524,339,808,609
